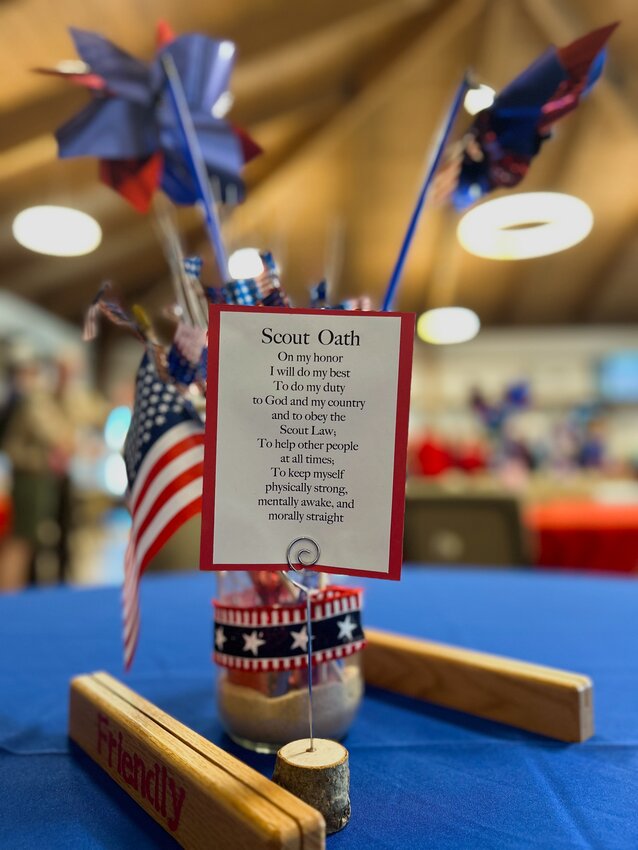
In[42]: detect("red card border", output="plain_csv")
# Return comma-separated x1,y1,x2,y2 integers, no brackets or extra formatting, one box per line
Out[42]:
199,305,414,581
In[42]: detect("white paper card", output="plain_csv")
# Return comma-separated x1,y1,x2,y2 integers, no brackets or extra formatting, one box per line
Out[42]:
200,306,413,580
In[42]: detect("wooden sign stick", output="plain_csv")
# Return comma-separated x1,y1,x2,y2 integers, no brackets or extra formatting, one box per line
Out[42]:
69,672,325,849
363,628,594,742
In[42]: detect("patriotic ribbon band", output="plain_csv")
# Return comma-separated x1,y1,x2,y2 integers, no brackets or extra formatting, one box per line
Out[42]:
213,586,365,673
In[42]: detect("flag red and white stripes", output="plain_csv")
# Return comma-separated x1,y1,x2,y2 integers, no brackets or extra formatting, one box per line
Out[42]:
123,420,205,668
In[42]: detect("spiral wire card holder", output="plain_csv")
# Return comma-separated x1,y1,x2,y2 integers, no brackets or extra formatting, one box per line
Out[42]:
275,537,352,834
283,537,321,752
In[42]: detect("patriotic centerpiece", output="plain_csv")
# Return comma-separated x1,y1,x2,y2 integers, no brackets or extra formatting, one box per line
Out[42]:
45,19,616,750
42,23,375,753
79,246,370,748
82,249,370,679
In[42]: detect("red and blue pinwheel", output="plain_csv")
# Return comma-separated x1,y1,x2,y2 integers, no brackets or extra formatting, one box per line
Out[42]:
453,23,618,209
40,23,260,213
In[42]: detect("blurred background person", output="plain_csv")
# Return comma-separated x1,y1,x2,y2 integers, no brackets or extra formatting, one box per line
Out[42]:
0,349,75,589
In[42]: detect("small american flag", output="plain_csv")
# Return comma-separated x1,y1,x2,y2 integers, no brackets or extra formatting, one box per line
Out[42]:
83,281,145,343
167,321,208,386
122,353,205,668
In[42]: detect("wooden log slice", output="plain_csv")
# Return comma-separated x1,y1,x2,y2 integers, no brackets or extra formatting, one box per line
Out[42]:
273,738,350,834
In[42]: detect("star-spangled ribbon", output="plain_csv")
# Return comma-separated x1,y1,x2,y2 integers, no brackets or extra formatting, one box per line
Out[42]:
41,23,261,212
213,586,365,672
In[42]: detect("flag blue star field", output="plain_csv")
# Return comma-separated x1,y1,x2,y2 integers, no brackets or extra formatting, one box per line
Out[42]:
122,353,204,667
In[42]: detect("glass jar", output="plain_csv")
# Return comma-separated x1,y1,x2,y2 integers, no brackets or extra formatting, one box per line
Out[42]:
214,570,364,753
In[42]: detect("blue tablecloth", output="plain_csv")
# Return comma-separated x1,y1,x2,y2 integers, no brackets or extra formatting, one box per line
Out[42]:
1,567,637,849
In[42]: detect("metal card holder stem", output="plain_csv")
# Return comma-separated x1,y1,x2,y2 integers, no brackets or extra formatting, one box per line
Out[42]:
283,536,321,753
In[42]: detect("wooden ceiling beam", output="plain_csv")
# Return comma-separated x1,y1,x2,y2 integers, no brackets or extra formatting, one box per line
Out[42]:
34,220,169,319
229,0,487,234
223,0,421,63
577,217,638,321
231,0,441,125
0,86,86,154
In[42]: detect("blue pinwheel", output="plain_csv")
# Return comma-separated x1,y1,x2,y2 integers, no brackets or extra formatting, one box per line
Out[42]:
453,23,617,208
41,22,260,212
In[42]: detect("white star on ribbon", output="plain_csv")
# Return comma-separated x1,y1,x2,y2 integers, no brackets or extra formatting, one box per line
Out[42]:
337,615,357,642
290,626,308,653
243,630,266,656
215,626,226,650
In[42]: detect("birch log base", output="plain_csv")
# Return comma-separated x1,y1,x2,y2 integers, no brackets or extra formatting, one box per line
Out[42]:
273,738,350,834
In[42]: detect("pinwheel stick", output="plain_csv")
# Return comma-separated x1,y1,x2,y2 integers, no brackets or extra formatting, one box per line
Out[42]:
161,53,229,283
381,74,470,312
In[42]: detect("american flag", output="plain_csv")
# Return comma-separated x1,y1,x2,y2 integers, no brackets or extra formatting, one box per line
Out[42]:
167,321,208,386
122,353,205,668
83,282,144,342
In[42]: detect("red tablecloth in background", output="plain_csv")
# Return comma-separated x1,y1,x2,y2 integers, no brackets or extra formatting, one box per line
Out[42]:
0,495,10,538
527,501,638,574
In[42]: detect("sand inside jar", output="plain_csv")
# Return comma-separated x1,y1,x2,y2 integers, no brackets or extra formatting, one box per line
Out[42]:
218,665,363,747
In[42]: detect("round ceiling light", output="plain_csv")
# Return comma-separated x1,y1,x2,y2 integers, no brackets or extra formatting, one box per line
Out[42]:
457,192,593,261
464,84,495,115
228,247,264,280
12,205,102,257
417,307,480,345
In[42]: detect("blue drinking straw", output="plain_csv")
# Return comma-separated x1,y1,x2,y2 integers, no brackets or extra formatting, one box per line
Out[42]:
381,75,470,312
161,53,229,283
